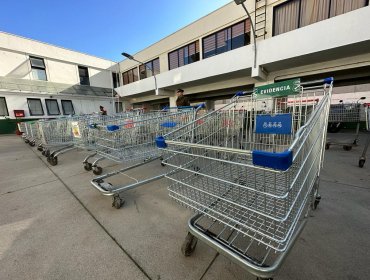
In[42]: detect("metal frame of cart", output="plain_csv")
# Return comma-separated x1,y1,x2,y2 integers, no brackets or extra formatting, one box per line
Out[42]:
156,78,333,279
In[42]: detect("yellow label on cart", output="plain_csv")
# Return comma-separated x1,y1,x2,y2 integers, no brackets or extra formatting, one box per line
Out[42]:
71,122,81,138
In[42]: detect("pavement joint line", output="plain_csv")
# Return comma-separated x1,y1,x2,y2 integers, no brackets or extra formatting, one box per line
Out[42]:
27,145,153,280
321,178,370,191
199,252,219,280
0,179,59,196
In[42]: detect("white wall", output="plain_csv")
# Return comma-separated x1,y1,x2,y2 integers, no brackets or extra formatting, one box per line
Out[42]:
0,32,116,88
0,92,113,119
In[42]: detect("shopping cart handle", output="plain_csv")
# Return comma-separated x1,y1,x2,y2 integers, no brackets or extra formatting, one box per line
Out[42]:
155,136,167,148
252,150,293,171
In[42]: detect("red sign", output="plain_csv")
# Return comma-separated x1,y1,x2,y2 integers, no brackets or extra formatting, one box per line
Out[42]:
14,110,25,117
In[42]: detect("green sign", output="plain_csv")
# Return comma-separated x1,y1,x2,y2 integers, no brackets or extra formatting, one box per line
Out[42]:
254,78,301,97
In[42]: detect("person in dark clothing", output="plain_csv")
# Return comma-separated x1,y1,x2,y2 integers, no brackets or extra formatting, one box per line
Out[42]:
175,89,190,107
99,105,107,115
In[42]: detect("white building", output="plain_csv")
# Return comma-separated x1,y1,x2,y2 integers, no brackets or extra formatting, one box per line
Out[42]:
0,32,119,133
115,0,370,110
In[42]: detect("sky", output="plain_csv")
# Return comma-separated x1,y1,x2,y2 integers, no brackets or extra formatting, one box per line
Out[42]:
0,0,232,62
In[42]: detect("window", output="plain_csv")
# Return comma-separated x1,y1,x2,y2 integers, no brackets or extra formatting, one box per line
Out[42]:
61,100,75,115
139,58,160,79
78,66,90,86
115,101,123,113
30,57,47,81
122,68,139,85
45,99,60,115
112,72,120,88
168,41,200,70
202,20,251,59
27,98,44,116
273,0,368,36
0,97,9,116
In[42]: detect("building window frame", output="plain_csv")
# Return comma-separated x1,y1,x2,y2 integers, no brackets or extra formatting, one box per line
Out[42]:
168,40,200,70
29,56,47,81
115,101,123,113
0,97,9,116
112,72,120,88
273,0,369,36
202,19,251,60
78,66,90,86
27,98,44,116
45,99,61,116
139,58,160,80
122,67,139,85
61,100,75,115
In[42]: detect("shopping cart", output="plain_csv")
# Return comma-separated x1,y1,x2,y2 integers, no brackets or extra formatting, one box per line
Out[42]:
20,121,42,148
359,104,370,168
156,78,333,279
90,105,205,209
37,117,76,165
326,98,365,150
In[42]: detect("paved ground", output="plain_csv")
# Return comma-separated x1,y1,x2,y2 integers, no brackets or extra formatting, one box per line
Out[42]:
0,132,369,280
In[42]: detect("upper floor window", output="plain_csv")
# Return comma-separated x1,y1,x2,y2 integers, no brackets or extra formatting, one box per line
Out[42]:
0,97,9,116
45,99,60,115
61,100,75,115
202,19,251,59
30,57,47,81
273,0,368,36
139,58,160,79
112,72,120,88
78,66,90,86
168,41,200,70
122,68,139,85
27,98,44,116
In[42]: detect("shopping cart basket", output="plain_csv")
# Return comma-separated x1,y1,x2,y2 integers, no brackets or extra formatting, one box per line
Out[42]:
90,105,205,209
21,121,42,148
156,78,333,279
326,98,365,150
359,104,370,168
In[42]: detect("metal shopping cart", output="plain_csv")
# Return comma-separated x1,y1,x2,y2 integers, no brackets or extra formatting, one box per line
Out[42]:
90,105,205,209
359,105,370,168
326,98,365,151
156,78,333,279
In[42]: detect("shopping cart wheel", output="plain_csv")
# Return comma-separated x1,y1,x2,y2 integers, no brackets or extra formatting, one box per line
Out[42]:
256,277,273,280
44,150,50,157
93,166,103,175
353,139,359,145
181,232,198,257
359,159,365,168
112,195,124,209
24,139,29,144
313,195,321,210
343,145,352,151
49,156,58,166
325,143,330,150
29,141,35,147
37,146,43,152
83,162,92,171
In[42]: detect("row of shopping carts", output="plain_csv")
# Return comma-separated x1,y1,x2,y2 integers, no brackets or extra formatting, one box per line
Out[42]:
18,78,334,279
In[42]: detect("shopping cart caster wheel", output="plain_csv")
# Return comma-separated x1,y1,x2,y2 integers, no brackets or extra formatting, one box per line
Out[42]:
24,139,29,144
37,146,43,152
313,195,321,210
44,150,50,157
343,145,352,151
93,166,103,175
49,156,58,166
83,162,92,171
325,143,330,150
112,196,124,209
359,159,365,168
353,139,359,145
181,232,198,257
29,142,35,147
161,161,166,167
256,277,273,280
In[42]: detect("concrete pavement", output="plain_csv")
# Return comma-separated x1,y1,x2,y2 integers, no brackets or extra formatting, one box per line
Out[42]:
0,132,369,280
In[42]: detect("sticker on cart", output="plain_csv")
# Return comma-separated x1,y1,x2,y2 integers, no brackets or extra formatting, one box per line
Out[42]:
255,113,292,135
71,121,81,138
124,119,135,128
